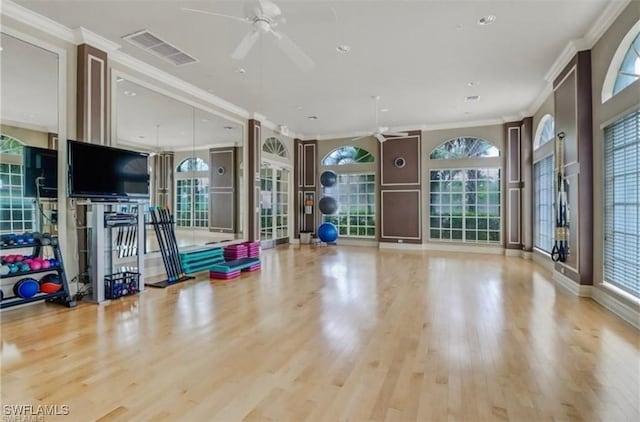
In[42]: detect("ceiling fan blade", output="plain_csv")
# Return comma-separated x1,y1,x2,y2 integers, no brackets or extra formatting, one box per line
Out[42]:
181,7,249,24
232,31,260,60
270,30,314,71
383,132,409,137
374,133,387,143
258,0,282,18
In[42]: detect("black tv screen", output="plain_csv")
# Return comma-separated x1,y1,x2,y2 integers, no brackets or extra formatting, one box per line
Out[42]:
23,146,58,198
68,140,150,199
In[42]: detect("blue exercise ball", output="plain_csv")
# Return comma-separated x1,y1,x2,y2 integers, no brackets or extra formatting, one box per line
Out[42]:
319,196,338,215
318,223,339,243
320,170,338,187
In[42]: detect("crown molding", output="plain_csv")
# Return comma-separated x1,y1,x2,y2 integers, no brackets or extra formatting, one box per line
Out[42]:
544,41,579,83
584,0,632,48
1,0,76,43
0,118,56,133
73,26,121,52
526,83,553,116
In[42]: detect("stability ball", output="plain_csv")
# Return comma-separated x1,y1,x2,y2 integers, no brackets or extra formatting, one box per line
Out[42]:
319,196,338,215
320,170,338,187
318,223,339,243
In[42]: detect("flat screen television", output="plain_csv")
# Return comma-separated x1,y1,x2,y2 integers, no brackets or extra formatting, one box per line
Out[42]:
68,140,150,199
23,146,58,198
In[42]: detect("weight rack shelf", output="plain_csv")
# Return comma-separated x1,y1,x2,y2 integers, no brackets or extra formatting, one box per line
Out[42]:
1,235,76,310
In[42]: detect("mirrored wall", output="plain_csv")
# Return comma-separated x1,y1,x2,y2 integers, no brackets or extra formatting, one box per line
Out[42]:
0,32,59,236
113,76,245,254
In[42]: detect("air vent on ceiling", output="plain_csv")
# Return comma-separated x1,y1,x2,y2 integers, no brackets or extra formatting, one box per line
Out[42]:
464,95,480,102
122,29,198,66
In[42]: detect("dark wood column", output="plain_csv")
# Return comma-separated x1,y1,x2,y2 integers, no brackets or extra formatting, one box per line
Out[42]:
209,147,238,234
521,117,534,253
248,119,261,241
505,122,523,250
295,139,318,237
75,43,109,284
553,50,593,286
77,44,109,145
379,131,422,244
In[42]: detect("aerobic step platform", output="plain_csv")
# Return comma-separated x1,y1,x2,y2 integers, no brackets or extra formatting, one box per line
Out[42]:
209,257,261,280
180,246,224,275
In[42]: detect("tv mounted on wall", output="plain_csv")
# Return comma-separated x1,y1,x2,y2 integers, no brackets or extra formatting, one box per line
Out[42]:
23,146,58,198
68,140,150,199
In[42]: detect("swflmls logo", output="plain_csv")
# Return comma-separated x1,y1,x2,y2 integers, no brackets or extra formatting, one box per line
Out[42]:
3,405,70,416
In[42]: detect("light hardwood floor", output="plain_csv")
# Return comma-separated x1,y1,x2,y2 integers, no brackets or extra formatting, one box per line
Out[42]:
1,246,639,421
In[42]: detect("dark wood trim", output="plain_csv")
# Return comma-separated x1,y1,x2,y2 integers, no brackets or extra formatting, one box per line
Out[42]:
521,117,533,252
76,44,108,144
504,122,523,250
293,138,302,238
248,119,261,241
553,55,578,90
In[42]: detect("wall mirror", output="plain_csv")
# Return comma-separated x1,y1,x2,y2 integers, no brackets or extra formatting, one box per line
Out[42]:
113,76,245,258
0,32,59,237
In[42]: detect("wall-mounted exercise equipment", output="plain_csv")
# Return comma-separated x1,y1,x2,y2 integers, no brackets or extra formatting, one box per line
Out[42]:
551,132,570,262
318,170,339,244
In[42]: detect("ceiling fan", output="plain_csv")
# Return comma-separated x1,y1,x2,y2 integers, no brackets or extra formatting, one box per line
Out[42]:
353,96,408,143
182,0,314,71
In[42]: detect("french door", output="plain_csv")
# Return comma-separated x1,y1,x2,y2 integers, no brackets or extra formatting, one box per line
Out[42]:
260,163,290,248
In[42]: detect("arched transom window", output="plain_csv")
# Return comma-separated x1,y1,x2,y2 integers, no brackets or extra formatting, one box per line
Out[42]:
176,157,209,172
322,146,374,166
430,137,500,159
534,115,555,150
263,137,288,158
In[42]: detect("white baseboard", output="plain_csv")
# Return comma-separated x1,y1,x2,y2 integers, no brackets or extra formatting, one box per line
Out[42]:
378,242,424,251
336,238,378,247
522,251,533,260
533,250,554,272
592,287,640,329
422,242,504,255
553,270,592,297
290,238,300,245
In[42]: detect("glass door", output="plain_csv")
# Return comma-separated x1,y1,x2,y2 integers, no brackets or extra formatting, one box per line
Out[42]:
260,163,290,248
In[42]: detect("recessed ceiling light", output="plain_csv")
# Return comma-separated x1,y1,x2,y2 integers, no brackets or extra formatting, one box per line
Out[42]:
0,46,3,51
465,95,480,102
336,44,351,54
124,90,137,97
467,81,479,87
116,77,124,82
380,108,389,113
478,15,496,26
236,67,246,74
224,126,233,130
307,115,319,120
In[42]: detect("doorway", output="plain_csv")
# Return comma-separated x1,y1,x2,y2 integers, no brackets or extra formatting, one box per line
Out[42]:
260,162,291,249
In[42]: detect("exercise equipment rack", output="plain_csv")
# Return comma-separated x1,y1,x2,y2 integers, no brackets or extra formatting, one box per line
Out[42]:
0,235,76,309
146,207,194,288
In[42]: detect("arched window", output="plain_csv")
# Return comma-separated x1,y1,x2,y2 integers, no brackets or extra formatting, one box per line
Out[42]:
322,146,374,166
430,137,500,159
176,157,209,172
534,115,555,149
0,134,25,155
602,21,640,102
263,137,288,158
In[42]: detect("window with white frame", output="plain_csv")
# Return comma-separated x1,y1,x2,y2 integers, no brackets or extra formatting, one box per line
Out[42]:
604,110,639,297
429,168,501,243
533,156,554,252
0,135,35,233
533,115,555,253
613,31,640,96
175,157,209,228
322,173,376,238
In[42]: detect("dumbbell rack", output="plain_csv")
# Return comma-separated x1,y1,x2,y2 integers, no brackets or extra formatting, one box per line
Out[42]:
0,237,77,309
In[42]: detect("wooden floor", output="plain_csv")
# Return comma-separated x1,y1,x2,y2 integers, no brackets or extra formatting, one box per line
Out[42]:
1,246,639,421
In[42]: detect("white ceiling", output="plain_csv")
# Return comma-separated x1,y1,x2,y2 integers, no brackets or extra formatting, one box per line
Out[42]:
115,79,242,151
15,0,613,137
0,32,58,132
